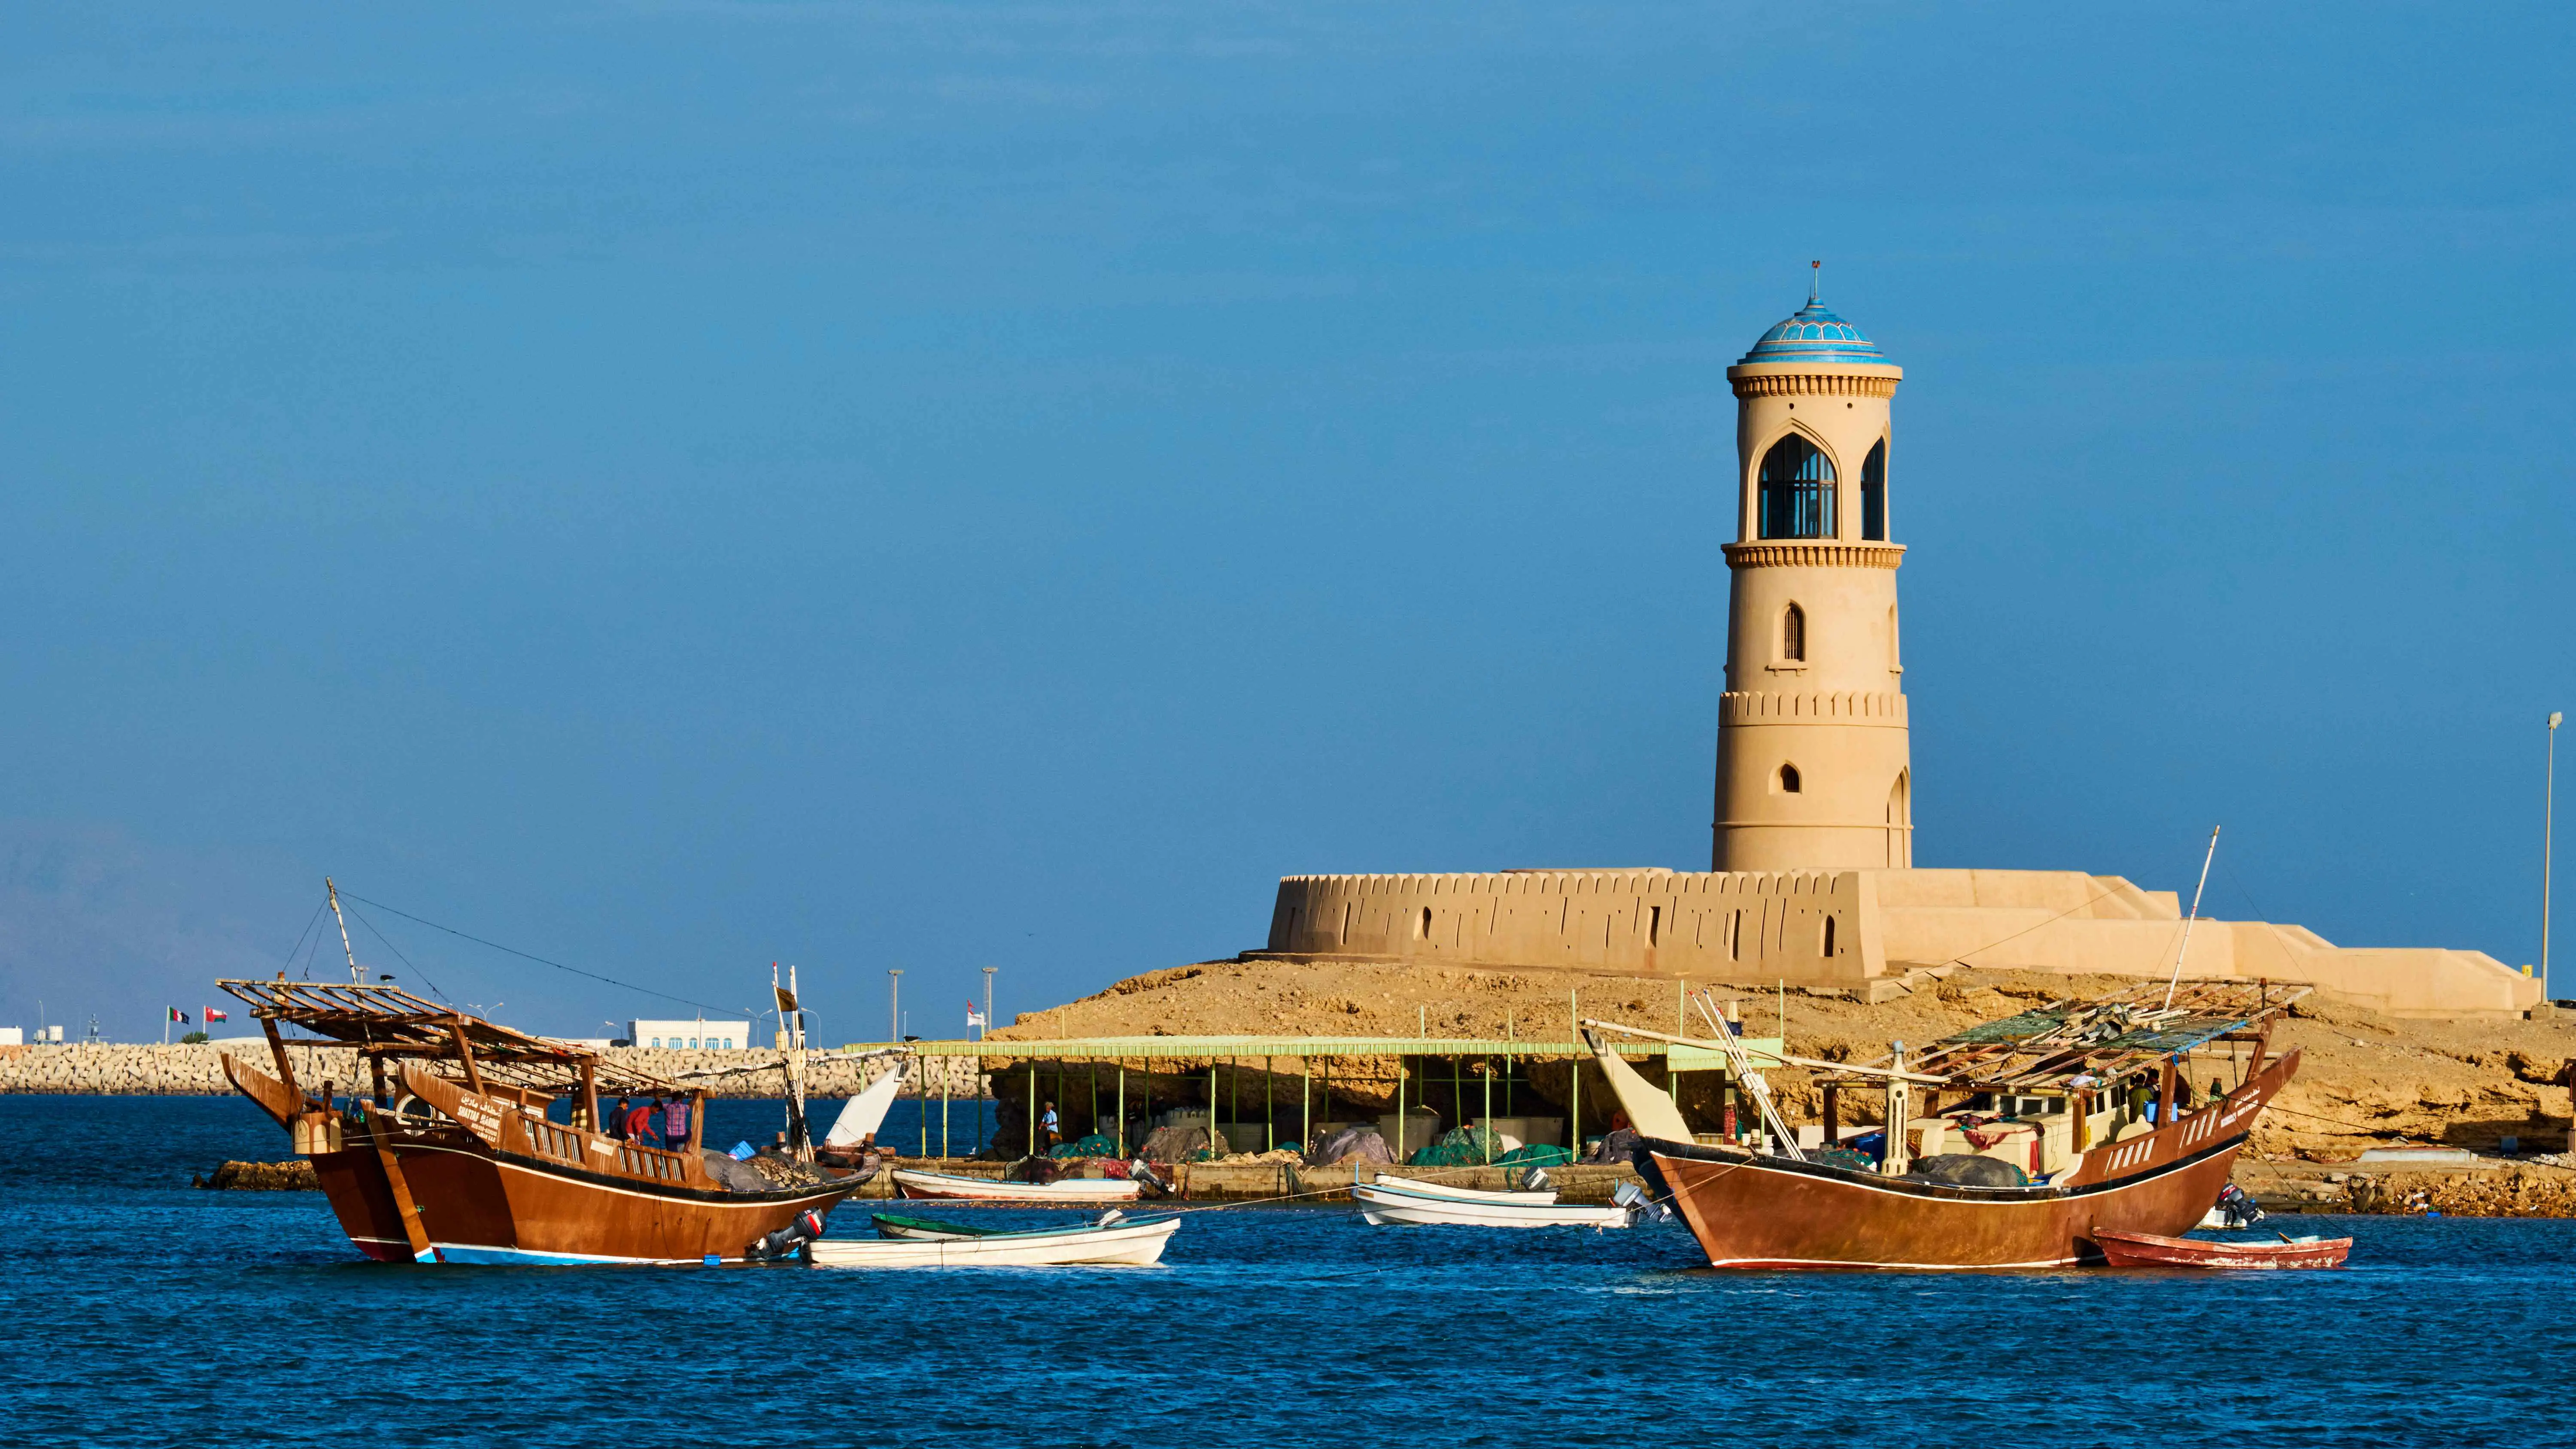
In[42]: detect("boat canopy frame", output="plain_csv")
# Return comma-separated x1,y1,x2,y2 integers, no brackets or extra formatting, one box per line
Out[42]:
1818,978,2309,1096
217,976,685,1100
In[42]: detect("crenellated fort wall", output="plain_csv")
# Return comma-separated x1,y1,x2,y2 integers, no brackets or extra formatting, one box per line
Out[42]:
1258,866,2543,1018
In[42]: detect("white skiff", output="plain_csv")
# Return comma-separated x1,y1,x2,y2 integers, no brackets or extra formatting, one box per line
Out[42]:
1353,1182,1629,1228
890,1167,1143,1205
810,1215,1179,1267
1367,1173,1559,1205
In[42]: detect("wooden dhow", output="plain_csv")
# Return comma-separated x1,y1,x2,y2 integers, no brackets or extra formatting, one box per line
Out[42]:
1586,979,2308,1270
216,975,863,1266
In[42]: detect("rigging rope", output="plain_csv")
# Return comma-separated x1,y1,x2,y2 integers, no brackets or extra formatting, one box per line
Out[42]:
279,901,325,982
344,905,454,1005
337,889,755,1020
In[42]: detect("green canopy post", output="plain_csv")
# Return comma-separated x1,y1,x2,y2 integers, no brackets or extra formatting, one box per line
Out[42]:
1482,1055,1494,1164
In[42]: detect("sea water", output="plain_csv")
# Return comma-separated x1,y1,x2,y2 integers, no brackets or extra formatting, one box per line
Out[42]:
3,1096,2568,1448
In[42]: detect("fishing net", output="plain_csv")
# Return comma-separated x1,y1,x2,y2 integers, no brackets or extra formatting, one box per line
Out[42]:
1493,1144,1574,1168
1136,1124,1210,1161
1805,1146,1876,1173
1309,1125,1392,1166
1907,1152,2029,1188
1406,1124,1505,1167
1048,1133,1119,1160
699,1150,775,1193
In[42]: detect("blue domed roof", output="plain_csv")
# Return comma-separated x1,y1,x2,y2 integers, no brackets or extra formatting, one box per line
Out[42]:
1737,276,1890,366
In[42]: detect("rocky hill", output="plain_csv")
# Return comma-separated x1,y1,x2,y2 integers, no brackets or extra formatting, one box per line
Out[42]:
990,956,2576,1159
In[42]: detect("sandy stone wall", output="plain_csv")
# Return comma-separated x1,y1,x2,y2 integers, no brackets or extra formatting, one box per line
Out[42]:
1258,865,2543,1016
0,1043,988,1099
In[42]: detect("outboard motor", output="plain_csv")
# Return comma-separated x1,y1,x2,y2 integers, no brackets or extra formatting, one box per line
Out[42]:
2211,1183,2266,1229
1612,1179,1672,1224
749,1208,828,1261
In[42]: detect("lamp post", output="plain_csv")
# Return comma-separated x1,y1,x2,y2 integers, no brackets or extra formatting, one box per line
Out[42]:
888,969,903,1043
2548,711,2563,1004
981,966,996,1042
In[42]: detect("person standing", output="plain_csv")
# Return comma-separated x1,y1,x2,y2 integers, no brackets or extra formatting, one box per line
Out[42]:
605,1095,632,1140
663,1094,693,1151
1039,1100,1060,1154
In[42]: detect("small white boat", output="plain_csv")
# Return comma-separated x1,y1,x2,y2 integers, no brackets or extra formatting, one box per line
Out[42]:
890,1167,1144,1205
810,1214,1179,1267
1352,1182,1630,1229
1368,1173,1559,1205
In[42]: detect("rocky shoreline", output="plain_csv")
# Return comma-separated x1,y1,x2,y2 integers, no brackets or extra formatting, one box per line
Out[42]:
0,1042,985,1099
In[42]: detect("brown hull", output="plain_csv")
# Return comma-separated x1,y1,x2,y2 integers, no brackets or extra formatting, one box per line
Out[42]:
1653,1048,2301,1270
312,1118,856,1265
225,1056,855,1264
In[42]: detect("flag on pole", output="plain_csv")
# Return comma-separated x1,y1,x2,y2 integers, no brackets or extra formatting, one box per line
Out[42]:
167,1007,189,1024
965,1003,987,1030
206,1008,229,1023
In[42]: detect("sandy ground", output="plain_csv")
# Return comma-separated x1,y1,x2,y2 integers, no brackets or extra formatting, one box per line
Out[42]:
990,956,2576,1161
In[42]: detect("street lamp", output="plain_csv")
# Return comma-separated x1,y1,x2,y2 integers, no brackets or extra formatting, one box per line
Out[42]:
888,969,903,1043
2548,711,2563,1005
981,966,996,1042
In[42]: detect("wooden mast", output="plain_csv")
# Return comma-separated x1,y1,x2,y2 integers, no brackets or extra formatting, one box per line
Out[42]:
776,963,814,1163
262,1014,304,1107
326,877,362,984
790,963,813,1163
450,1017,487,1094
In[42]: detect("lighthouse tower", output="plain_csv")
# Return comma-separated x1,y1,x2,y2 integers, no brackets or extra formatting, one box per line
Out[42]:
1711,268,1912,871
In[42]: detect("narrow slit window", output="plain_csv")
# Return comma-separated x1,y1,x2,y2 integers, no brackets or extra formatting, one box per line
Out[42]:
1823,917,1837,957
1416,906,1432,940
1648,905,1663,946
1780,763,1802,794
1860,439,1887,541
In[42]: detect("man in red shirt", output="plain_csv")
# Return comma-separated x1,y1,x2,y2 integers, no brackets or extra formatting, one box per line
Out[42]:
624,1096,662,1148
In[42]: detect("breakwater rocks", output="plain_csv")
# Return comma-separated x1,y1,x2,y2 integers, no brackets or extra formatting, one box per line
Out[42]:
197,1160,320,1191
2241,1157,2576,1217
0,1043,987,1099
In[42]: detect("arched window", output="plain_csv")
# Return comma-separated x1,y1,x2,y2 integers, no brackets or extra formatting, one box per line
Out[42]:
1886,771,1911,867
1758,434,1836,539
1860,439,1887,541
1782,604,1806,661
1779,763,1802,794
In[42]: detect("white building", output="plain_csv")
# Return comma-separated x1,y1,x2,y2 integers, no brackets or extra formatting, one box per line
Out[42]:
627,1019,751,1050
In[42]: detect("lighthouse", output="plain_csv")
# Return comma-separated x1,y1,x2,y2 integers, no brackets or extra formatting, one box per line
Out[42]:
1711,267,1913,871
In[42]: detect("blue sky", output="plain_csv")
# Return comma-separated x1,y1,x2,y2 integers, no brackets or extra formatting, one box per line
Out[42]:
2,3,2569,1042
